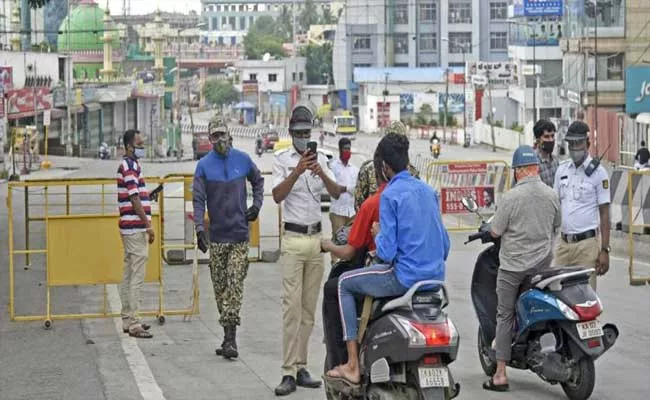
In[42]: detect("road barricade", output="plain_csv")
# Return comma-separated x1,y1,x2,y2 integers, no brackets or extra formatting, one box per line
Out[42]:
5,174,282,327
424,160,512,231
624,170,650,285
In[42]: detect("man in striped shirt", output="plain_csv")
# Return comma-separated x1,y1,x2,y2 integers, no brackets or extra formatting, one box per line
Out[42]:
117,129,154,339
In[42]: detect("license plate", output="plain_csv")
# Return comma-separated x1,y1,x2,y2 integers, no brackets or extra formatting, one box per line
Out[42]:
576,320,603,340
418,367,450,388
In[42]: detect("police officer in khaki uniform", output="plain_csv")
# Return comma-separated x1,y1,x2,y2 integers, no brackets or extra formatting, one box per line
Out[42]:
553,121,611,290
272,101,341,396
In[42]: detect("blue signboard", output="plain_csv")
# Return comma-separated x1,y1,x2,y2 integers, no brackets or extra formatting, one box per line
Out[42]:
625,66,650,115
514,0,564,17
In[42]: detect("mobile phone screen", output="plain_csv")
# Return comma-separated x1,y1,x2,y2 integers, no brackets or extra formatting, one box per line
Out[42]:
307,141,317,154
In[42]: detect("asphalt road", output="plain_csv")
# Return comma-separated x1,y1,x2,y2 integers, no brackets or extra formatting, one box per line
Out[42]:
0,135,648,400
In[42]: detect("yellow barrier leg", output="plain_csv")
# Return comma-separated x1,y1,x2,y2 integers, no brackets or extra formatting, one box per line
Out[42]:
9,188,15,320
103,284,108,316
24,187,30,269
45,284,52,329
65,185,70,215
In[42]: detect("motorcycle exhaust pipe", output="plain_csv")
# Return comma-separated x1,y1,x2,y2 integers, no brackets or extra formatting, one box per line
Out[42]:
601,323,619,352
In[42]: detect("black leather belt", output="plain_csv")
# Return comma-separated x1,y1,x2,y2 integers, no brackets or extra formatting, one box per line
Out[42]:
284,222,322,235
562,229,597,243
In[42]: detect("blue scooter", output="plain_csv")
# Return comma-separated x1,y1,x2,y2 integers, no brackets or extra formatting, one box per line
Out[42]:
461,197,619,400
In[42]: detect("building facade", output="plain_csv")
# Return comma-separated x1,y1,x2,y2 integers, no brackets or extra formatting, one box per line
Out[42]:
333,0,509,112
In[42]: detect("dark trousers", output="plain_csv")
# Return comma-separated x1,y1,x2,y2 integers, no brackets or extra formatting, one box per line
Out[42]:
322,261,362,370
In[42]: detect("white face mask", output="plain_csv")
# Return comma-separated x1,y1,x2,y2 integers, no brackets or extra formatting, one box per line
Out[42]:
134,147,146,159
293,137,309,153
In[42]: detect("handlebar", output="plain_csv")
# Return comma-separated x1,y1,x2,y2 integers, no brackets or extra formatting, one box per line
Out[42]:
465,231,484,244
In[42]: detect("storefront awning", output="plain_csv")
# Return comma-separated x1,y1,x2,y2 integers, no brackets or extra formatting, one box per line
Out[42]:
636,113,650,125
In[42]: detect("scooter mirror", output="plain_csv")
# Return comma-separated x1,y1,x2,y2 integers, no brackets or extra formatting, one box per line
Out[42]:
461,197,478,213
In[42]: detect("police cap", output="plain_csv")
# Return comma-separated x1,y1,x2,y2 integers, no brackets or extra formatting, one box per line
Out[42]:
565,121,590,142
289,100,316,132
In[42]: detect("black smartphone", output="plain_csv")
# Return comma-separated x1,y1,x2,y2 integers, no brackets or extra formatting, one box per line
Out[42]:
307,141,317,154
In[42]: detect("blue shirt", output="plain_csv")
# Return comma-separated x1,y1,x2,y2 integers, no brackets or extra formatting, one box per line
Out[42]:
192,148,264,243
375,171,450,288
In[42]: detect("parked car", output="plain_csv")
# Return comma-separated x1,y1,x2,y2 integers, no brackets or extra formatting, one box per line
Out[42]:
192,132,212,160
262,131,279,151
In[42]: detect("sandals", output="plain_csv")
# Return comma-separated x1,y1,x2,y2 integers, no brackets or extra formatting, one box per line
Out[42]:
483,378,509,392
324,366,360,386
129,328,153,339
123,323,151,334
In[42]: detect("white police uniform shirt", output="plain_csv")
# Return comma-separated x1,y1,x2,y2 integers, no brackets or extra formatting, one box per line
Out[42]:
272,147,335,226
553,156,610,235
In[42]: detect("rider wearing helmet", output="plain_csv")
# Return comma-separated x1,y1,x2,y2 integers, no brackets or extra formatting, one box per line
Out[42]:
353,121,419,211
483,145,561,392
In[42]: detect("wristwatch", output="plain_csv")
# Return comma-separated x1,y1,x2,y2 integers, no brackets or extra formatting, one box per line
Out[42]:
601,246,611,254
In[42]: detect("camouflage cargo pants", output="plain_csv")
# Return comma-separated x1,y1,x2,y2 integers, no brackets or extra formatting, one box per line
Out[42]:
209,242,249,327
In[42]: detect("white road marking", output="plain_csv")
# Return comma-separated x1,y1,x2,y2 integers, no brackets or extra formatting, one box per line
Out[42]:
107,284,166,400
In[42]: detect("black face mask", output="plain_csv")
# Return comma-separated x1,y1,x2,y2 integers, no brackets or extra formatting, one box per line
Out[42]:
541,141,555,154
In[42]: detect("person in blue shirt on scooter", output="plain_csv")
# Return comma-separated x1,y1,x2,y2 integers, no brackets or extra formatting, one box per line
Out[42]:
325,132,450,386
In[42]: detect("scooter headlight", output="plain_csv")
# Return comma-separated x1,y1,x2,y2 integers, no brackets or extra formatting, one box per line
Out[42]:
557,298,579,321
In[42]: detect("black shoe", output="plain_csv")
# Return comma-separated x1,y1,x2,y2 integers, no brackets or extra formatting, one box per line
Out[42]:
274,376,296,396
217,326,238,359
296,368,322,388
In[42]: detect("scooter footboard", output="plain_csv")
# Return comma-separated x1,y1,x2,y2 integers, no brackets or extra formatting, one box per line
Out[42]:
557,320,605,360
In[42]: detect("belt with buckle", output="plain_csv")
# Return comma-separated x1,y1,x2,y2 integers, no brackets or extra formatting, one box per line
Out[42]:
284,222,322,235
561,229,597,243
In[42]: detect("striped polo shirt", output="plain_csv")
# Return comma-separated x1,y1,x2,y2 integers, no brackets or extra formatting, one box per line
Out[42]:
117,157,151,235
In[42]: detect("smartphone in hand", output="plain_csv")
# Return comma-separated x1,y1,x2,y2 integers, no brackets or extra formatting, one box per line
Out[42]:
307,141,317,154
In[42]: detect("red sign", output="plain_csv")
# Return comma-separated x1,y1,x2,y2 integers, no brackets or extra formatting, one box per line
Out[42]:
440,186,495,214
448,163,488,174
6,88,52,118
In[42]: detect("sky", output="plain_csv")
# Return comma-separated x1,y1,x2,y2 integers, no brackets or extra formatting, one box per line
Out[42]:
111,0,201,15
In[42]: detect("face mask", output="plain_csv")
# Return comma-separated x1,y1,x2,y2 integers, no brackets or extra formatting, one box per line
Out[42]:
569,148,586,164
133,147,146,159
293,137,309,153
340,150,351,163
213,137,230,155
541,141,555,154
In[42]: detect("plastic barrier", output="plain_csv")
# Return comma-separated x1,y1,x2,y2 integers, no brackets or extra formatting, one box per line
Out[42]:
626,170,650,285
424,160,512,231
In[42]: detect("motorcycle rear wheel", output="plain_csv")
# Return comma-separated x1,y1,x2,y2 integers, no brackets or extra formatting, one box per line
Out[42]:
561,358,595,400
477,326,497,377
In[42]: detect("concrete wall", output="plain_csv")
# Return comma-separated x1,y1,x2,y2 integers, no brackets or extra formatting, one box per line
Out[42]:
473,119,533,150
0,51,62,87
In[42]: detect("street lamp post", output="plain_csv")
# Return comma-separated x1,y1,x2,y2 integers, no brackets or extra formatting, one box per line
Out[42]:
442,37,470,147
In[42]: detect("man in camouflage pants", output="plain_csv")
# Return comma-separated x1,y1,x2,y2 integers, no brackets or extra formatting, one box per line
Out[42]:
193,116,264,359
354,121,420,211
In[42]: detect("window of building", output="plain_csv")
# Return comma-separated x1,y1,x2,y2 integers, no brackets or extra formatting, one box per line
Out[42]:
239,5,244,11
353,35,371,50
250,16,255,27
490,32,507,50
590,53,624,81
216,5,221,12
268,73,277,82
448,32,471,53
229,17,236,29
222,16,227,27
394,34,409,54
353,63,372,69
419,33,437,51
419,62,437,67
211,17,218,30
299,72,304,81
240,16,246,30
253,4,258,11
394,3,408,25
490,2,507,20
449,2,472,24
292,72,296,81
249,73,257,81
394,63,409,67
419,2,437,23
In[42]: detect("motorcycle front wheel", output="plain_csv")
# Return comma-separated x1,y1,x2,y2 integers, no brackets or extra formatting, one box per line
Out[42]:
561,357,595,400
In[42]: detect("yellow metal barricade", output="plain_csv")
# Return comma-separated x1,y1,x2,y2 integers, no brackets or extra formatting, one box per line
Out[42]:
626,170,650,286
424,160,512,231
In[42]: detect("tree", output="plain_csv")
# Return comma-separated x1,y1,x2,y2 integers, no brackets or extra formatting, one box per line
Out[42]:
203,79,239,106
321,6,336,25
299,0,320,32
300,43,333,85
243,17,286,60
276,5,293,40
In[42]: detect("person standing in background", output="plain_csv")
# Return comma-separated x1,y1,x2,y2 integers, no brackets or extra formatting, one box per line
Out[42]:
532,119,559,187
117,129,154,339
329,138,358,263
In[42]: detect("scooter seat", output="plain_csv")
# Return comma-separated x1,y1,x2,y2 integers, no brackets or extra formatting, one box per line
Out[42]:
519,267,590,294
370,290,442,320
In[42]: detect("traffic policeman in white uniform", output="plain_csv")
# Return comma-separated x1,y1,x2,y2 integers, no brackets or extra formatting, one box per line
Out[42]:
553,121,611,290
272,101,341,396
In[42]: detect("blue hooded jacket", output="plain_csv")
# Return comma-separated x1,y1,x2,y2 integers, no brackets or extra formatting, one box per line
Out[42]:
192,148,264,243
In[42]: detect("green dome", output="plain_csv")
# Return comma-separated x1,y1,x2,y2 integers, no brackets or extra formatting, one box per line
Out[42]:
57,2,117,52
